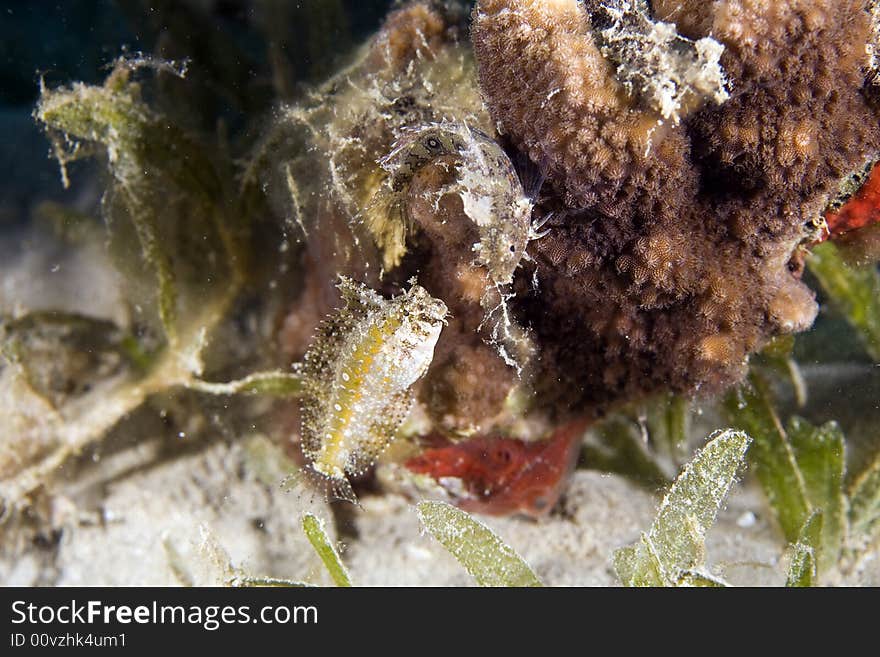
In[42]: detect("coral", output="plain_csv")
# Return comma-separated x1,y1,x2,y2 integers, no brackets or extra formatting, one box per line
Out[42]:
867,0,880,99
649,0,718,39
251,0,486,318
420,330,517,432
825,162,880,238
297,277,447,502
262,3,536,433
691,0,878,202
413,233,523,433
471,0,880,415
404,419,586,517
17,0,880,513
471,0,711,215
8,0,880,584
588,0,728,123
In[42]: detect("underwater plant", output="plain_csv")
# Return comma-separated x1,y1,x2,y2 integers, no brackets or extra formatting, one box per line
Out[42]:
614,429,751,587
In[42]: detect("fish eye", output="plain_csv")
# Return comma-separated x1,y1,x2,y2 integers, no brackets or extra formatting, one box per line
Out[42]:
509,244,516,253
426,137,441,150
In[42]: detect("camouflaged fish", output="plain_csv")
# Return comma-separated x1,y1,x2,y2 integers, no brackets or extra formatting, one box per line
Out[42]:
297,277,447,503
376,121,547,286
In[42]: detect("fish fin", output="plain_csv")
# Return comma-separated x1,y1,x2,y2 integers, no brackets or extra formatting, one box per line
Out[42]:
287,460,360,507
529,212,553,240
347,390,415,476
329,477,360,507
508,147,547,201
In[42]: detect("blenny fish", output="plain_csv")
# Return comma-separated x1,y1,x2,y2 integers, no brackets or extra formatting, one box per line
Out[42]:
403,419,588,517
824,160,880,239
377,121,544,286
374,122,546,374
298,276,447,503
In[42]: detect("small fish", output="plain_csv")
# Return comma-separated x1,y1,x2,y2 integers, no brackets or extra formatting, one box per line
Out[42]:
298,276,447,503
374,122,547,374
377,121,545,286
404,419,588,517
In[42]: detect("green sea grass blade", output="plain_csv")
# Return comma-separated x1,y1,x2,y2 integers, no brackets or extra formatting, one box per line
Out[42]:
583,415,670,486
302,513,352,587
641,392,691,466
785,511,822,587
115,185,179,343
417,501,542,587
808,241,880,361
785,543,816,587
232,577,315,588
186,371,304,396
614,429,751,586
676,571,729,587
786,418,847,571
724,374,811,542
35,58,241,354
613,538,665,587
725,370,848,573
849,454,880,539
757,335,807,407
662,394,690,461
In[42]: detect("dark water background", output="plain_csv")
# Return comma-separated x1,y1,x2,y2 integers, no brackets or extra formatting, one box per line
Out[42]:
0,0,395,226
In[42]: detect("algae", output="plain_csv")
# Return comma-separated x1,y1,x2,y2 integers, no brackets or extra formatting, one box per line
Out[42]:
302,513,352,587
614,429,751,587
417,501,542,587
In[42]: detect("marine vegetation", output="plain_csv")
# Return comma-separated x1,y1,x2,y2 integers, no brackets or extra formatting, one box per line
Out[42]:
1,0,880,586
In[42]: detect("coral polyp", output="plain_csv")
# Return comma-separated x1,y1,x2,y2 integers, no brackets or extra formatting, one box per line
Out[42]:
274,0,880,498
471,0,880,416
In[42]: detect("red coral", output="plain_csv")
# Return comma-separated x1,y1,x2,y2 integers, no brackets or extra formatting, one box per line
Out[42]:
825,163,880,239
404,419,588,517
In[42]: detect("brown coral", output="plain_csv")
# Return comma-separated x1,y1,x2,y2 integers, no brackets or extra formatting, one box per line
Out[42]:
650,0,718,39
471,0,700,218
692,0,878,202
472,0,880,415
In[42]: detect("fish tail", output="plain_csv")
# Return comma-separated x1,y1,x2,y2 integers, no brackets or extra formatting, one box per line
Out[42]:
284,462,360,507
